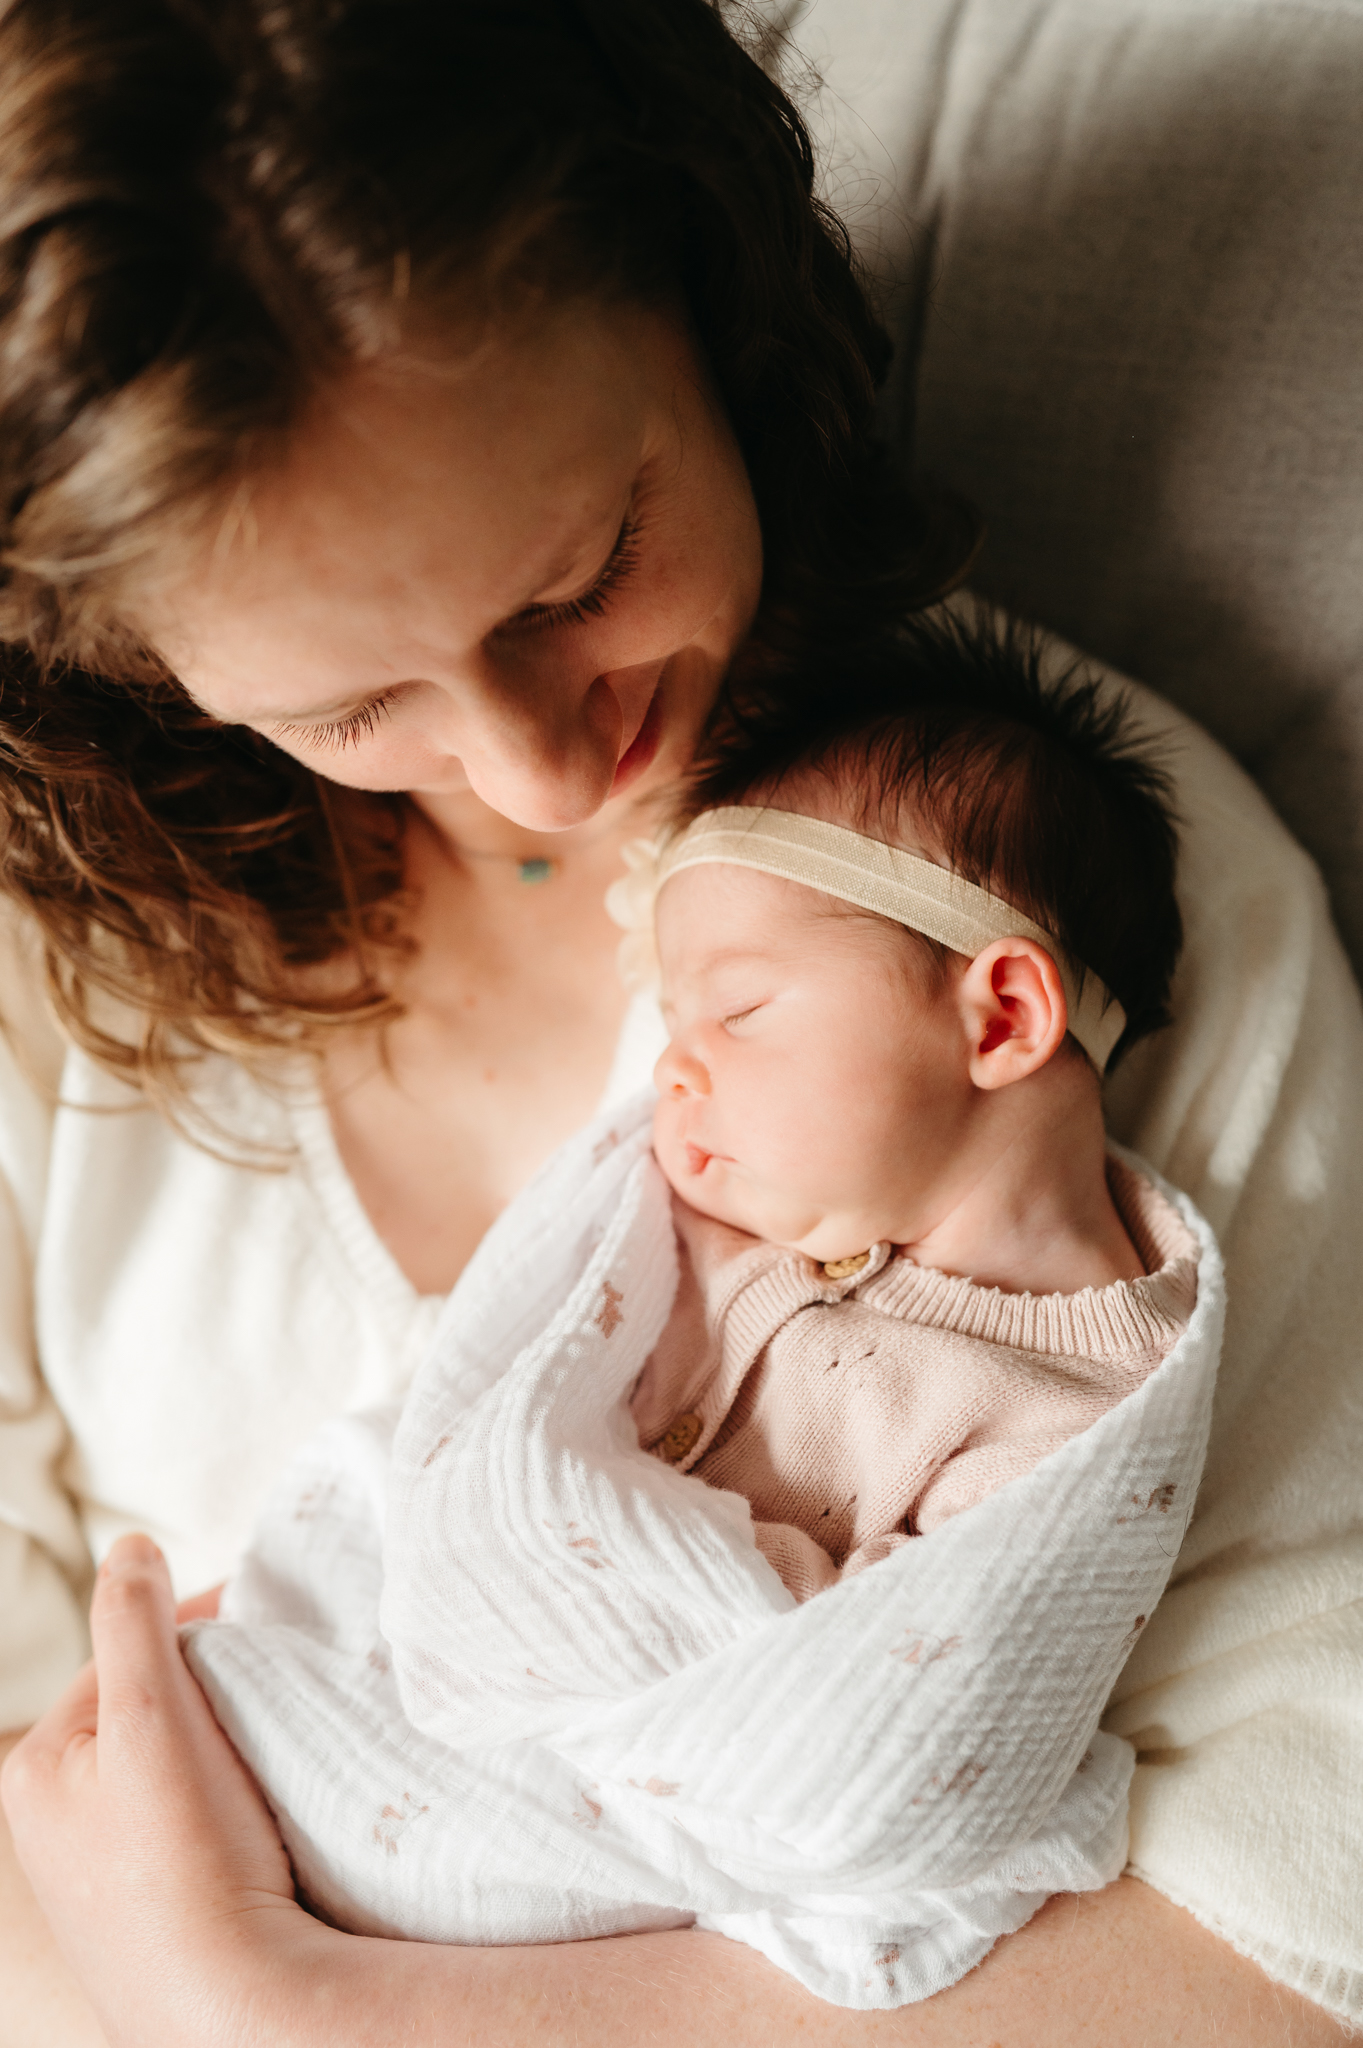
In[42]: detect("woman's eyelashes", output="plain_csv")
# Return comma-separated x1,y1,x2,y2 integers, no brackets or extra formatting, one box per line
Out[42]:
266,514,642,754
500,514,642,634
272,688,402,754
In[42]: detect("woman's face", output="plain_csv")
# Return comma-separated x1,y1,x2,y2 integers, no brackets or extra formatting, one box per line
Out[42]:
138,301,763,831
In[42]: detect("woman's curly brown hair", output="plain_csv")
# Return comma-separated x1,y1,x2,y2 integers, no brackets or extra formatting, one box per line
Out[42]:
0,0,976,1114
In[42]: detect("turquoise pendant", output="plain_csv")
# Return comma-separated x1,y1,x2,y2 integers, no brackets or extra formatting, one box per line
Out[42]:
517,858,556,885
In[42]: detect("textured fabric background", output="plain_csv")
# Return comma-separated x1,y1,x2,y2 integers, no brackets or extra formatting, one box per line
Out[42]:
763,0,1363,966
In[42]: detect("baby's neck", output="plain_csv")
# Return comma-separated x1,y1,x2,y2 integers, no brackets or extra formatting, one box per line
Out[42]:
894,1076,1144,1297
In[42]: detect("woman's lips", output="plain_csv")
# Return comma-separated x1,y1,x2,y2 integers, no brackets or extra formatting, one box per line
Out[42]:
611,681,665,794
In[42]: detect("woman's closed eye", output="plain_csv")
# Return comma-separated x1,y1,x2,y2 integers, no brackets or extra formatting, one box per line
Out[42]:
498,514,642,635
272,688,402,754
257,513,645,756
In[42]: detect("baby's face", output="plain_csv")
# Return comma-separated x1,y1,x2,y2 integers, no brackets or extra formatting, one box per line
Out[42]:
652,864,974,1260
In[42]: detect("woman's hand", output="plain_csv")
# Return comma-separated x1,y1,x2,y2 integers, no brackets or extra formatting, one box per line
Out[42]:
0,1535,299,2048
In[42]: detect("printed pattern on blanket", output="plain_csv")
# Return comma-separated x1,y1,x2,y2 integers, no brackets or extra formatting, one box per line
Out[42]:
186,1091,1224,2009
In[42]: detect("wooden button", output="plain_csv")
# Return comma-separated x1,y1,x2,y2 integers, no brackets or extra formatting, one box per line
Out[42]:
822,1251,870,1280
657,1412,703,1464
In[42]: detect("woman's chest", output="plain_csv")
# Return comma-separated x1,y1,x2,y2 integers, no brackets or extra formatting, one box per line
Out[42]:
34,1054,444,1593
34,1002,664,1595
322,862,635,1293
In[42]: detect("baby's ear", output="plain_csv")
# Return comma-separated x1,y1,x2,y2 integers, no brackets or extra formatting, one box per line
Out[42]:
959,938,1070,1090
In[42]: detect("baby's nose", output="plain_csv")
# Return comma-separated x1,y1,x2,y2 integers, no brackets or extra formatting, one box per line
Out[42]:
653,1042,711,1098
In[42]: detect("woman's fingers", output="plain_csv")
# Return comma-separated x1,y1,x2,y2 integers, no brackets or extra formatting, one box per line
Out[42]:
10,1543,222,1814
89,1534,174,1699
13,1657,98,1764
87,1538,289,1877
4,1532,303,2044
86,1535,207,1784
0,1660,99,1858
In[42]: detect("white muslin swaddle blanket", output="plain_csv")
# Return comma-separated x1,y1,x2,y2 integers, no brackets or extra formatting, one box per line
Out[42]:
186,1088,1223,2008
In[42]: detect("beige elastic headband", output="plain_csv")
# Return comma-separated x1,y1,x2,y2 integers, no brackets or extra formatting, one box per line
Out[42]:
657,807,1126,1071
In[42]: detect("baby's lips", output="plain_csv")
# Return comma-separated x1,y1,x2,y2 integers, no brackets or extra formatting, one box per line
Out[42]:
684,1143,712,1176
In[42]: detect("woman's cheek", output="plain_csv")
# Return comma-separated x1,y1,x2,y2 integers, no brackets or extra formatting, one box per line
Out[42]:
628,507,759,661
293,729,468,794
604,582,729,670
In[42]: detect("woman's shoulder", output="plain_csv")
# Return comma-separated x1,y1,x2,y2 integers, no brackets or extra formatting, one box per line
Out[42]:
0,893,65,1103
0,896,68,1237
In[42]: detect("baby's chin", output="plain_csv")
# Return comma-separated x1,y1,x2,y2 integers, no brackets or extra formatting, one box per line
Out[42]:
654,1130,768,1236
652,1130,843,1252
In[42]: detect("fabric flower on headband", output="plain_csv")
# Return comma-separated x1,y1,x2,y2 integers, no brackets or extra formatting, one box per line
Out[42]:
604,834,670,993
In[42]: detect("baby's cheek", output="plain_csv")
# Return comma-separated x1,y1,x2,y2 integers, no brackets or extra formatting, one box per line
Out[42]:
650,1097,679,1196
650,1100,689,1196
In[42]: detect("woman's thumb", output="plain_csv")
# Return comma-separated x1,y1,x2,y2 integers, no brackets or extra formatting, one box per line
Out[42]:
89,1534,182,1729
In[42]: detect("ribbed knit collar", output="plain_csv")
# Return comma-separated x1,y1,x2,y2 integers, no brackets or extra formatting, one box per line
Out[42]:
687,1154,1197,1364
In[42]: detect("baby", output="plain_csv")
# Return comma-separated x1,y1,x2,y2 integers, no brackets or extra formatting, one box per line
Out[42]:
185,613,1219,2010
627,615,1196,1598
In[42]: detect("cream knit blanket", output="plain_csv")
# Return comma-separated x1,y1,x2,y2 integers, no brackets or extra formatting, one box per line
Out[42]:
186,1094,1222,2008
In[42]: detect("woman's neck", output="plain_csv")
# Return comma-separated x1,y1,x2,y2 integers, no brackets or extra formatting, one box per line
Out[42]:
412,784,654,874
317,790,644,1296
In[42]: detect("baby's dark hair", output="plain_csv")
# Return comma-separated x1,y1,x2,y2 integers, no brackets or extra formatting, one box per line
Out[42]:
681,608,1182,1065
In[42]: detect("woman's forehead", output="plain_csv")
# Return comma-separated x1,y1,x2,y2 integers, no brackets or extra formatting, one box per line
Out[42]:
292,303,650,488
133,301,680,709
209,303,655,581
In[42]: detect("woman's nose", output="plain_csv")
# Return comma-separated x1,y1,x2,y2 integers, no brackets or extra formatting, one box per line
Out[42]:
452,654,626,829
654,1041,711,1099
